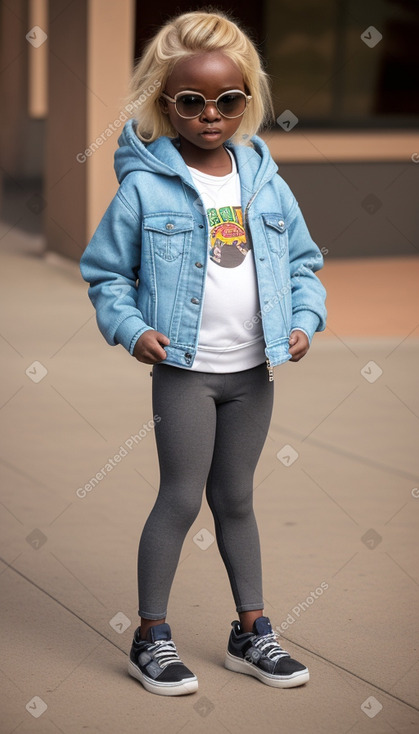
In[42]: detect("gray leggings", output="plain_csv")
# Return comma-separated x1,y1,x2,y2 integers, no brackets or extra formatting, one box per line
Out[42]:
137,361,274,619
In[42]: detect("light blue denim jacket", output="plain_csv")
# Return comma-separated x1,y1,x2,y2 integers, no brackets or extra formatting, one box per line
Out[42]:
80,119,327,369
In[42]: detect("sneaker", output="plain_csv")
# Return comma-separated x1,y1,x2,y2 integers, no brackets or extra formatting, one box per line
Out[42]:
128,622,198,696
225,616,309,688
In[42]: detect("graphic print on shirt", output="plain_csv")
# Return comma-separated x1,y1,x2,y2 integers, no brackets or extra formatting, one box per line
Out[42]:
207,205,249,268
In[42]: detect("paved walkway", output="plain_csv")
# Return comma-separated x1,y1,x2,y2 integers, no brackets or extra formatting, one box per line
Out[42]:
0,222,418,733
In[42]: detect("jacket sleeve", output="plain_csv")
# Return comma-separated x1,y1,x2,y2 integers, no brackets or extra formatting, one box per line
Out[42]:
79,188,151,354
285,195,327,343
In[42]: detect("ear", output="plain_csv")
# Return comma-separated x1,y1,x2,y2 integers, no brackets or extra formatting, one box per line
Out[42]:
158,96,169,115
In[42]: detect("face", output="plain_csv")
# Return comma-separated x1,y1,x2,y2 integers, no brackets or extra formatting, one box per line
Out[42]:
159,51,248,154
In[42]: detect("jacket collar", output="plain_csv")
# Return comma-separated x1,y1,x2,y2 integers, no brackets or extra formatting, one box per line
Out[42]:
115,119,278,196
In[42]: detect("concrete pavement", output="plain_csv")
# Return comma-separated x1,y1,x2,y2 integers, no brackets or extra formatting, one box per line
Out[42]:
0,221,418,733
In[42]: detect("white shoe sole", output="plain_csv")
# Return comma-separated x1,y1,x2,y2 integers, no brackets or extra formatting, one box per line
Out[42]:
224,651,309,688
128,659,198,696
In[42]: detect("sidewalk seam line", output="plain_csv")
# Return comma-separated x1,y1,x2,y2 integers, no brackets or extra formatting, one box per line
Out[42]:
1,555,418,713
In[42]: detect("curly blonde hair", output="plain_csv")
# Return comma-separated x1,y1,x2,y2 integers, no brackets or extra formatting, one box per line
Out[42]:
121,7,275,145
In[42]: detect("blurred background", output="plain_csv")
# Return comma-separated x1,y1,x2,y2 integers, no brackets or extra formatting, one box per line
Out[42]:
0,3,418,733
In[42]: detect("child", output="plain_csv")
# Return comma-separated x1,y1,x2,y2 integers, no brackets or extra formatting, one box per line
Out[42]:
80,8,327,697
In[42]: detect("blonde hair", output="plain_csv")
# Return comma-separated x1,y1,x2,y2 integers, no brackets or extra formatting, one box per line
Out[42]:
121,7,275,145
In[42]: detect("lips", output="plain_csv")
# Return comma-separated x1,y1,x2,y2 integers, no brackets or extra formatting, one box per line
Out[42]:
201,129,221,136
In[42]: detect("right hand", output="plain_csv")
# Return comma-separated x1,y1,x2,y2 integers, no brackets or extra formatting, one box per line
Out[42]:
133,330,170,364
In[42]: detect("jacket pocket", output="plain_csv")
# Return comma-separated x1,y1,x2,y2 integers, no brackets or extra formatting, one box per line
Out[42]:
143,212,194,262
261,213,288,258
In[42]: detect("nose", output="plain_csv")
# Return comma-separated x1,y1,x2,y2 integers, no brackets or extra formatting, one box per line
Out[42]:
200,101,221,121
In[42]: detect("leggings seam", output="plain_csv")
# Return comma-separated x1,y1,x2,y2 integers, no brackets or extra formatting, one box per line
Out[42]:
206,468,264,612
206,474,250,611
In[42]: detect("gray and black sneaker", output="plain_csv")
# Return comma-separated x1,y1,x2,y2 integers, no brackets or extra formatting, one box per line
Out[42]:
128,622,198,696
225,616,309,688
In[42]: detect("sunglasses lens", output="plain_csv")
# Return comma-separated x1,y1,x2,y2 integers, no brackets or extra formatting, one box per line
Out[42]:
173,91,248,118
217,92,246,118
176,94,205,117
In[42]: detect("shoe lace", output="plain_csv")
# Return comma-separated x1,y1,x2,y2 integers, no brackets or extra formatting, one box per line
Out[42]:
149,639,183,669
252,630,290,662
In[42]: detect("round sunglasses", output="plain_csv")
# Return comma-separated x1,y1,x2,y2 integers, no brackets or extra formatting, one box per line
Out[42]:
160,89,252,119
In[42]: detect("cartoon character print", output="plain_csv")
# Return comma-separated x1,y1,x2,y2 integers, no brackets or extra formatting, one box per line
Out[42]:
207,206,249,268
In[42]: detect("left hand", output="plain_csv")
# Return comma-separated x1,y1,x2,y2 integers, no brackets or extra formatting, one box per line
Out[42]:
288,330,310,362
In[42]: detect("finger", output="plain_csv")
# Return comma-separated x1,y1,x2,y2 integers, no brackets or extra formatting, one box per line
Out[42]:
288,341,300,354
291,346,308,361
150,343,168,361
155,332,170,346
137,340,164,363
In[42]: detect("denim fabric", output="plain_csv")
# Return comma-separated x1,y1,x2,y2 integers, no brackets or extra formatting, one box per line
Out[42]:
79,119,327,369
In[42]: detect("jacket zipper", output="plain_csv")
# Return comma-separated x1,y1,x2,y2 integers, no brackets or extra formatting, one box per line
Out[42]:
244,187,275,382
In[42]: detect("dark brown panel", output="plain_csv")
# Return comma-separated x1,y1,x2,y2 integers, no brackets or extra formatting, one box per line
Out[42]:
133,2,266,63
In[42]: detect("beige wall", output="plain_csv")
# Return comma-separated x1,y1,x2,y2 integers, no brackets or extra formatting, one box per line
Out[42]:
86,0,135,238
45,0,135,259
27,0,48,118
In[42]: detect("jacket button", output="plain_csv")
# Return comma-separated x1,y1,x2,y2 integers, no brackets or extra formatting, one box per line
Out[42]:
278,219,285,229
166,222,174,229
195,262,203,268
185,352,192,360
191,297,199,304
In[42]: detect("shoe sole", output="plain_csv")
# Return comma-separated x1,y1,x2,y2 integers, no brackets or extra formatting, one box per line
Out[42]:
128,659,198,696
224,651,309,688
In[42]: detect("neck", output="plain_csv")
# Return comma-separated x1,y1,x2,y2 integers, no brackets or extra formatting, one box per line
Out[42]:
177,139,231,174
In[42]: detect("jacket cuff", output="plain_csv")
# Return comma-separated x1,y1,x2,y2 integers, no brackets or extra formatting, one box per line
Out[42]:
291,310,321,344
114,317,151,354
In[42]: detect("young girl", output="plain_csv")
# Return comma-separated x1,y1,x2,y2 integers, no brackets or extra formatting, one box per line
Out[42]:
80,8,327,697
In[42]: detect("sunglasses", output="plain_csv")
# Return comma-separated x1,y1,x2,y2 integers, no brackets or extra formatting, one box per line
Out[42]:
160,89,252,119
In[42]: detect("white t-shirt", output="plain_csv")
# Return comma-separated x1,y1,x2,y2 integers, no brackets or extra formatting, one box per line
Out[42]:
186,147,266,372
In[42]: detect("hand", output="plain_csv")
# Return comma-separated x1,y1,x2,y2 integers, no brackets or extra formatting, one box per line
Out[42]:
288,330,309,362
133,330,170,364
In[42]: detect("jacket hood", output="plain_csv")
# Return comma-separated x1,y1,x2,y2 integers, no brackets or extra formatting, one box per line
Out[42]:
114,118,278,193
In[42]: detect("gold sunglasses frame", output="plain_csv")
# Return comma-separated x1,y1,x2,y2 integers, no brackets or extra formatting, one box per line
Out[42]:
160,89,252,119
